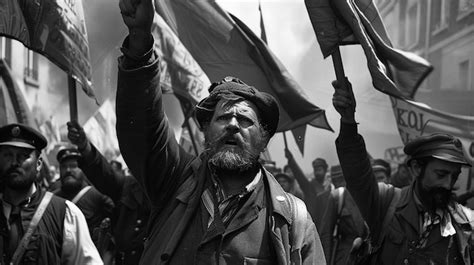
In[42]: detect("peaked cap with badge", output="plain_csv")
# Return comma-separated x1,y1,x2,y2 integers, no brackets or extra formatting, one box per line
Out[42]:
0,123,47,151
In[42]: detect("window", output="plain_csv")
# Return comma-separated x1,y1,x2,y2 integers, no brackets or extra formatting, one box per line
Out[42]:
405,0,420,48
432,0,450,33
0,37,12,67
459,60,471,90
24,49,39,87
458,0,474,18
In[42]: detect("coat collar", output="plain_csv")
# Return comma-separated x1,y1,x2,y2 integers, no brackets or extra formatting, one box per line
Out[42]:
262,167,292,225
395,181,420,233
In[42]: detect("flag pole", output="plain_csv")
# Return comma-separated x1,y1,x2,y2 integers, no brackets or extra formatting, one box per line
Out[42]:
68,75,78,122
331,47,347,88
282,131,289,150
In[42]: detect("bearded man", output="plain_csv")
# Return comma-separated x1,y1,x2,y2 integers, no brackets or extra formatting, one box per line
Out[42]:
332,79,473,265
115,0,325,264
54,147,114,243
0,123,102,264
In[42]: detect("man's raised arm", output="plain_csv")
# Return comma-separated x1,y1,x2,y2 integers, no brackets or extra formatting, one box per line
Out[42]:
116,0,193,206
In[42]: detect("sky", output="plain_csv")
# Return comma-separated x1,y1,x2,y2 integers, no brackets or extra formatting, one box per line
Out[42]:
216,0,403,174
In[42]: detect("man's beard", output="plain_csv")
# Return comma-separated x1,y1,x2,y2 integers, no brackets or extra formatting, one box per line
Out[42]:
2,166,36,191
61,174,83,194
205,132,265,173
417,182,454,212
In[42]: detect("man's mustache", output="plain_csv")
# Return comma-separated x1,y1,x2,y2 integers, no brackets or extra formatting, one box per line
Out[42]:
5,167,24,176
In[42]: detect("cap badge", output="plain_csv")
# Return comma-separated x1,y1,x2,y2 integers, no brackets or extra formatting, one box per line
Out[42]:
11,126,21,137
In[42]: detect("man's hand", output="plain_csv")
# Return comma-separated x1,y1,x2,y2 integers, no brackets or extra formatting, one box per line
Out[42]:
332,78,357,124
67,121,90,151
119,0,154,56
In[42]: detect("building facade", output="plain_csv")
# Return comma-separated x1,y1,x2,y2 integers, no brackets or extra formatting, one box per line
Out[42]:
376,0,474,116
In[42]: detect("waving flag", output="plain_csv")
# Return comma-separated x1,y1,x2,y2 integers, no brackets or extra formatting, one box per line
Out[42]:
0,0,94,98
305,0,432,99
155,0,333,154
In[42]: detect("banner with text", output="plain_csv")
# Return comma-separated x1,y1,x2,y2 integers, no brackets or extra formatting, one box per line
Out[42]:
0,0,94,97
390,97,474,165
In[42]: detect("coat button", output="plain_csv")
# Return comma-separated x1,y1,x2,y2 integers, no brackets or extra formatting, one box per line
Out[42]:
134,227,140,232
403,259,408,264
161,253,170,261
137,219,142,224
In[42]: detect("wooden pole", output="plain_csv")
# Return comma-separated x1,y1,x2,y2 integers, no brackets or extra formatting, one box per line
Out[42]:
282,131,288,150
331,47,347,88
68,75,78,122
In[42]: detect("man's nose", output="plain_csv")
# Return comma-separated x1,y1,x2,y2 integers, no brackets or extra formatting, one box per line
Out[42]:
226,117,240,133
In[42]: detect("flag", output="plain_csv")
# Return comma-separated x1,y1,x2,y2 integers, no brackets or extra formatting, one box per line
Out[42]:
155,0,333,151
83,99,119,160
151,14,211,153
0,0,94,98
305,0,433,99
152,14,210,105
390,97,474,166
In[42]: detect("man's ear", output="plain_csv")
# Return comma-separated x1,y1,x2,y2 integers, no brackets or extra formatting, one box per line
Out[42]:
36,157,43,173
408,160,422,178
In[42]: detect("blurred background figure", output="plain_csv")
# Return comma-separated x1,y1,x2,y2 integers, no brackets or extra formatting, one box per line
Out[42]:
371,159,391,184
390,162,413,188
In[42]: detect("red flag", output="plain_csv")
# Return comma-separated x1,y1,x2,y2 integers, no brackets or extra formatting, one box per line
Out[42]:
305,0,433,99
155,0,333,136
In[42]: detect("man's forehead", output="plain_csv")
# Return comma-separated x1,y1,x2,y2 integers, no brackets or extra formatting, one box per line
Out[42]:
215,99,259,115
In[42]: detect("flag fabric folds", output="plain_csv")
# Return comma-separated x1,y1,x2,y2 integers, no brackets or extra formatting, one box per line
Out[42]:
305,0,433,99
155,0,333,137
0,0,94,98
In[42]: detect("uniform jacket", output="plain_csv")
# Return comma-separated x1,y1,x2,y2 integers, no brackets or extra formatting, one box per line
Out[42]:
115,43,325,265
336,121,473,265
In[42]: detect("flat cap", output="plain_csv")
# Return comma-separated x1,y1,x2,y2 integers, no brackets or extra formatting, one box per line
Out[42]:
404,133,471,167
312,158,328,169
57,147,81,163
372,159,391,176
195,77,280,137
0,123,47,151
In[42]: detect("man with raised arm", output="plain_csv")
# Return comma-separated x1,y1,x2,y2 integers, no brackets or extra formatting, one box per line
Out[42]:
332,80,473,265
115,0,325,264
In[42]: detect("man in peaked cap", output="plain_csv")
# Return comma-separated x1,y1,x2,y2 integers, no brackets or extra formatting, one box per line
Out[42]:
115,0,325,264
0,123,102,264
54,146,114,248
333,79,474,265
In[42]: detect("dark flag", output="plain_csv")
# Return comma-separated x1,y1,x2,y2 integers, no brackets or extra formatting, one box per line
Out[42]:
0,0,94,98
305,0,433,99
155,0,333,155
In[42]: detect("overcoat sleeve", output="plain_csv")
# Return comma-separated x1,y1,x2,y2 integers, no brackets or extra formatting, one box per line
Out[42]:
116,37,195,207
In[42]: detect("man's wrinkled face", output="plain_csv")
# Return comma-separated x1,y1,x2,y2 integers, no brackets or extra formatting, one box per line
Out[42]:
204,100,267,172
313,166,326,182
0,145,40,191
60,158,84,193
418,159,461,211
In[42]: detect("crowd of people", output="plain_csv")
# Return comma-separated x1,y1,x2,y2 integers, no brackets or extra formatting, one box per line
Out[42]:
0,0,473,264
